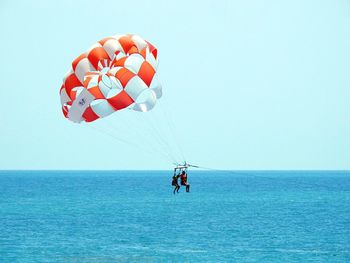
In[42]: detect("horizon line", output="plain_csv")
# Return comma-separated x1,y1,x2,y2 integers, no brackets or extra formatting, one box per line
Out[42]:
1,169,350,172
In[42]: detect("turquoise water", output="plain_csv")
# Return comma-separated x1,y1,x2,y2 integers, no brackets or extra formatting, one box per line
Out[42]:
0,171,349,262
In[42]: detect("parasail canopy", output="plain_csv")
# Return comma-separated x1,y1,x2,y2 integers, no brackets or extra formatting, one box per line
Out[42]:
60,34,162,123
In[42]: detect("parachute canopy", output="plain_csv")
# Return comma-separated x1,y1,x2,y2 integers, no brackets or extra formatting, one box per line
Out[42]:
60,34,162,123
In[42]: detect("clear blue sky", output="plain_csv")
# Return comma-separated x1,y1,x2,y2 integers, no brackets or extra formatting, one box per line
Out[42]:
0,0,349,170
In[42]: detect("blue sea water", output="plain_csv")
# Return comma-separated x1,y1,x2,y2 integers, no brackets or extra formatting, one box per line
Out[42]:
0,171,349,262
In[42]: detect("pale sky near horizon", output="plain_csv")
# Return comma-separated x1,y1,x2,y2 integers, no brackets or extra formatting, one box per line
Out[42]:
0,0,349,170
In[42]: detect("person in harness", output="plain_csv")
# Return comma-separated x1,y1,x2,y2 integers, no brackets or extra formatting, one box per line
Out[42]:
172,172,180,194
180,170,190,192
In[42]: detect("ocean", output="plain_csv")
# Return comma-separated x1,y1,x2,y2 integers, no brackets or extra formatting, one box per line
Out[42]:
0,171,349,262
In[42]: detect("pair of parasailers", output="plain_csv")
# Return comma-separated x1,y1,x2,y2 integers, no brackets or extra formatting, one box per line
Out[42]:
172,170,190,194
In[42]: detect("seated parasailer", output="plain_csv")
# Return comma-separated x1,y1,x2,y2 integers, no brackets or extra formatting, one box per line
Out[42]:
180,170,190,192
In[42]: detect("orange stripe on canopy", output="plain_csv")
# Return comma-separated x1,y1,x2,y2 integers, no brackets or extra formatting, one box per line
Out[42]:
138,61,155,86
82,106,100,122
64,73,82,96
87,47,110,70
88,86,105,99
72,53,86,71
107,90,134,110
115,68,135,88
119,35,135,53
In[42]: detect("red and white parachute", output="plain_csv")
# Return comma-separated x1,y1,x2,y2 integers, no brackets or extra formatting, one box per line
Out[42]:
60,34,162,123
